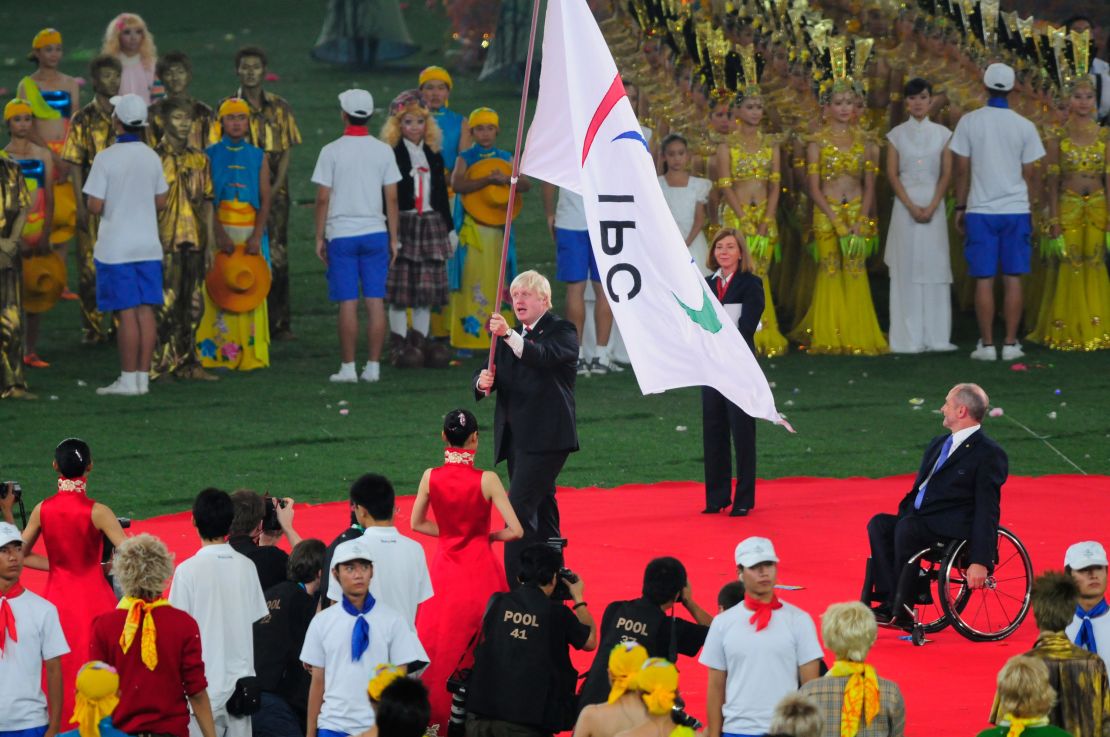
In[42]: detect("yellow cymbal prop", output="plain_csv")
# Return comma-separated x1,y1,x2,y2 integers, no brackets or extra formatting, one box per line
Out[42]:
22,251,66,314
460,158,523,226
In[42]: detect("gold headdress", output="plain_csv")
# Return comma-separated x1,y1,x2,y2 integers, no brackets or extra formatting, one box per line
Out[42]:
1053,29,1096,98
736,44,763,101
814,36,867,102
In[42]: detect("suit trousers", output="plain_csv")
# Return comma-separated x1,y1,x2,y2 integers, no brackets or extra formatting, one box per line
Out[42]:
701,387,756,511
502,424,569,588
866,512,939,605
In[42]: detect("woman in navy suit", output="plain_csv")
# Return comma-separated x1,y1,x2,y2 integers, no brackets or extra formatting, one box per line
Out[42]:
701,228,765,516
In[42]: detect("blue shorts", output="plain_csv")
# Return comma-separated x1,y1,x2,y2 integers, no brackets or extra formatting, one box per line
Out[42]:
94,259,163,312
327,232,390,302
554,227,600,283
964,213,1032,277
0,726,49,737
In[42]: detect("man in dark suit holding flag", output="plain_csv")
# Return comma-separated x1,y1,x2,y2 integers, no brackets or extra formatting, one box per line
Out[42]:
866,382,1007,621
476,269,579,587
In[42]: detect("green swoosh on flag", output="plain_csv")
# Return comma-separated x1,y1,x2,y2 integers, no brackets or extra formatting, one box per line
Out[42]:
672,290,722,333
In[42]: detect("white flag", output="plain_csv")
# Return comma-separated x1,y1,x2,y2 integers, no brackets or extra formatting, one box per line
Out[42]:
520,0,784,424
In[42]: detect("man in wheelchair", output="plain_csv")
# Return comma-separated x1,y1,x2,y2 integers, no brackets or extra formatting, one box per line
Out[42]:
865,383,1007,624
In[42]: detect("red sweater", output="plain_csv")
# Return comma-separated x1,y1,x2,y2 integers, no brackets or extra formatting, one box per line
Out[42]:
89,605,208,737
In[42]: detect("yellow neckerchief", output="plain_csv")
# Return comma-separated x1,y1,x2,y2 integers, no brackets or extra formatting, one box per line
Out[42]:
1001,714,1049,737
117,596,170,670
827,660,880,737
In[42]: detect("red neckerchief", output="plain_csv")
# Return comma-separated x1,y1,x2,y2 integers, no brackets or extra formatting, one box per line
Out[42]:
0,581,25,653
344,125,370,137
715,271,735,302
745,593,783,631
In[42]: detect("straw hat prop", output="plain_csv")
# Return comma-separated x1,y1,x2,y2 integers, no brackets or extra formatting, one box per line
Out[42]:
461,158,522,227
22,251,66,314
205,244,271,313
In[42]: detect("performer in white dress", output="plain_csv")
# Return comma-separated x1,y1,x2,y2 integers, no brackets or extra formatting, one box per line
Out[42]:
658,133,712,276
884,78,955,353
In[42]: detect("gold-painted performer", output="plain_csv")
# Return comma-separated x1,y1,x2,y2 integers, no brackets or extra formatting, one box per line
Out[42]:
148,52,215,150
153,97,216,379
715,47,788,357
216,46,301,341
1028,32,1110,351
791,39,888,355
0,154,30,399
60,54,121,343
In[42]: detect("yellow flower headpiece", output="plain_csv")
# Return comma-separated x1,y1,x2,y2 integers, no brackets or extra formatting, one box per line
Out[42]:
70,661,120,737
368,663,407,702
636,657,679,716
607,642,648,703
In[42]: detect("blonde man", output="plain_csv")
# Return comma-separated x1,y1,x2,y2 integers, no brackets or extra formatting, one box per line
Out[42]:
768,694,823,737
475,270,579,587
799,602,906,737
976,657,1070,737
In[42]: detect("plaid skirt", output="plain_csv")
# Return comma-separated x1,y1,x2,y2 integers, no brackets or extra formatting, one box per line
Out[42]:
387,211,451,307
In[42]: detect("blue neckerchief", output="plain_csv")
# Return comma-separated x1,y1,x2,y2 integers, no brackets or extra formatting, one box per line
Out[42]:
987,97,1009,109
1075,599,1109,654
341,593,375,661
117,133,142,143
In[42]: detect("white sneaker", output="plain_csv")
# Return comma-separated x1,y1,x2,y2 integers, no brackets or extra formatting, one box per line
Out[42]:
576,359,591,376
1001,342,1024,361
136,372,150,395
929,343,959,353
96,374,140,396
969,341,997,361
330,366,358,383
360,362,381,383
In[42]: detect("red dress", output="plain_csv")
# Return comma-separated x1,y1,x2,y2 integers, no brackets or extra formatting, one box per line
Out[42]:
40,478,120,717
415,448,508,731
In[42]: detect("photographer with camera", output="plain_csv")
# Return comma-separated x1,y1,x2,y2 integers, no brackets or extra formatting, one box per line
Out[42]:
464,543,596,737
229,489,302,590
577,557,711,710
608,658,700,737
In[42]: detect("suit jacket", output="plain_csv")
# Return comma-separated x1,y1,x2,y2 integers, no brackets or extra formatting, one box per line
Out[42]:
897,429,1007,566
706,271,764,352
474,311,579,463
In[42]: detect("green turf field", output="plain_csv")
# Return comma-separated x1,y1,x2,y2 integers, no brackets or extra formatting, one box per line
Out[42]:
0,1,1107,518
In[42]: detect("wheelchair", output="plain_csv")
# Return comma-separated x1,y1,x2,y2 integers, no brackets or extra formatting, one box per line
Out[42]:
862,526,1033,646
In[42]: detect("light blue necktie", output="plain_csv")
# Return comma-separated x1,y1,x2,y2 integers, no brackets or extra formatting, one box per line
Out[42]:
914,434,954,510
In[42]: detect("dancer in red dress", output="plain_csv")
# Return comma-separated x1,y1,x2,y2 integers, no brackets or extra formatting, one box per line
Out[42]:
20,438,126,718
410,409,523,732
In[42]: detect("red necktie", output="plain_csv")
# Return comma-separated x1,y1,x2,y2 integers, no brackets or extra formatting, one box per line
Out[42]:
0,582,24,653
414,166,430,212
745,593,783,632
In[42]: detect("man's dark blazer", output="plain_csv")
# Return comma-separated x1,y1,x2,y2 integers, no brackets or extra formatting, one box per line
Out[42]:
707,271,764,353
474,311,579,464
896,429,1007,566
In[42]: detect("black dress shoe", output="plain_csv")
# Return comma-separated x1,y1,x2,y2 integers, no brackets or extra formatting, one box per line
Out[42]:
701,506,725,514
871,605,894,622
729,507,750,517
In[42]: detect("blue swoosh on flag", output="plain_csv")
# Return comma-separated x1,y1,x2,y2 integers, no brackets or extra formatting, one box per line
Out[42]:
611,130,650,154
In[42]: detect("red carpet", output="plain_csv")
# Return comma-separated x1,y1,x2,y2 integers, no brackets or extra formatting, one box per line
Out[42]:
22,474,1108,736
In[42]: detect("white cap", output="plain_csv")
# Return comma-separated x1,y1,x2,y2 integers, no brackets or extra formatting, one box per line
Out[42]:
109,94,148,126
0,522,22,550
983,63,1015,92
734,536,779,568
332,538,374,569
1065,541,1108,569
339,89,374,118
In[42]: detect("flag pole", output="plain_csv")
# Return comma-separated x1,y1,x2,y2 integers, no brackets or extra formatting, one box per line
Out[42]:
484,0,545,395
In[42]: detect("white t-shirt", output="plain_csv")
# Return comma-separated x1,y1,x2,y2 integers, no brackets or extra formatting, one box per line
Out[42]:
325,527,433,628
1066,607,1110,672
168,544,268,708
698,599,824,734
554,188,587,231
300,600,428,735
0,588,70,731
947,105,1045,215
311,134,402,240
83,139,169,264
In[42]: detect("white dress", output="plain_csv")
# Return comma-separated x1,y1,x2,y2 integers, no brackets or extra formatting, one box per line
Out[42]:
884,117,954,353
658,175,712,276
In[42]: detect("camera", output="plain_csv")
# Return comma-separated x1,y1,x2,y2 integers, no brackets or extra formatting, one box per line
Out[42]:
671,695,703,731
0,481,22,502
262,494,286,532
545,537,579,601
445,669,470,737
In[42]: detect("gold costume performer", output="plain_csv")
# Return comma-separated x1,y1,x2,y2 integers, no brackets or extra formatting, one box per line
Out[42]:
153,112,214,378
716,48,788,357
60,55,120,343
216,49,302,340
0,156,30,398
1027,32,1110,351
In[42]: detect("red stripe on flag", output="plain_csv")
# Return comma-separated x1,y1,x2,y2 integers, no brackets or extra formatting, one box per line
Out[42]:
581,75,627,166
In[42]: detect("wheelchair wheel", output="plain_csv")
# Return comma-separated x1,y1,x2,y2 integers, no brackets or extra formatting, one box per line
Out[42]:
939,527,1033,642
